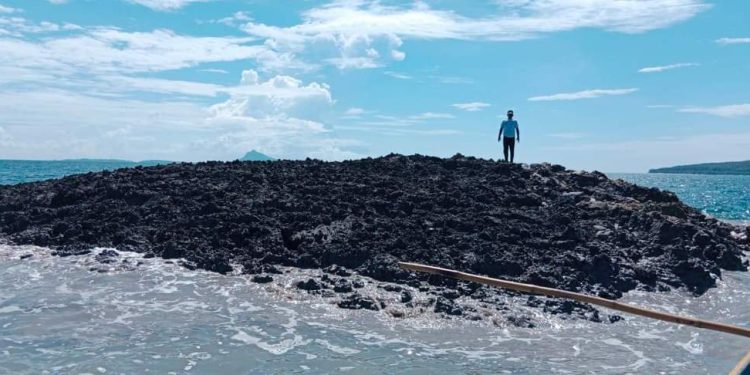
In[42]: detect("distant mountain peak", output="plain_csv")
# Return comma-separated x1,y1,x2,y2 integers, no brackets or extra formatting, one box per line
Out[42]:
240,150,275,161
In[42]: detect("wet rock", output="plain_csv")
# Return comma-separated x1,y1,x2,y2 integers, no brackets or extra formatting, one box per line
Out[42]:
381,284,402,292
434,297,462,316
178,260,198,270
251,275,273,284
333,279,353,293
442,289,460,300
506,315,536,328
400,290,413,303
19,254,32,260
338,294,379,311
296,278,322,291
323,265,352,277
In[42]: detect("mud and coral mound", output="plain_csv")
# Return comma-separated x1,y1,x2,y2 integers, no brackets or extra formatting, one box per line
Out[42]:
1,154,747,321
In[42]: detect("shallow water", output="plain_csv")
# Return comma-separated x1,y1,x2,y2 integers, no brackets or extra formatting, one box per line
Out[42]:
2,245,749,374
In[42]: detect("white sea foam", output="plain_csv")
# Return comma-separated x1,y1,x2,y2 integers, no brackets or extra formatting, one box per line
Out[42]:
1,242,750,373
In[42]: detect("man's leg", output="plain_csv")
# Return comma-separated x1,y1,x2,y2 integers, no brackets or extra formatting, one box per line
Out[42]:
503,138,509,162
509,138,515,163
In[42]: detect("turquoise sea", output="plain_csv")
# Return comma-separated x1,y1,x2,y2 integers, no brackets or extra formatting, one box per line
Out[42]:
1,161,749,374
0,160,169,186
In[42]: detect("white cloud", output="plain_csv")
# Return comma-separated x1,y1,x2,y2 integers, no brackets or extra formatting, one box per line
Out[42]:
128,0,209,11
210,70,333,120
638,62,698,73
0,5,19,13
409,112,455,120
210,11,252,27
0,66,360,161
716,37,750,45
0,16,81,36
344,107,365,116
0,27,283,75
239,0,709,69
200,70,363,160
528,88,638,101
201,68,229,74
95,75,226,97
679,104,750,118
452,102,491,111
384,71,412,80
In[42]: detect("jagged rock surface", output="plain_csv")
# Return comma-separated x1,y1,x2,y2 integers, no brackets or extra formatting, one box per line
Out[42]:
1,154,748,319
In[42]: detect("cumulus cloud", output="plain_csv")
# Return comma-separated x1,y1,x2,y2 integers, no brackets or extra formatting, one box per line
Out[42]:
679,104,750,118
638,62,698,73
528,88,638,101
201,70,363,160
0,66,360,161
716,37,750,45
210,69,333,121
239,0,709,69
452,102,490,111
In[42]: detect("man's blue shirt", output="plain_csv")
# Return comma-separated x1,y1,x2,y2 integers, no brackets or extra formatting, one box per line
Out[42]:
500,120,518,138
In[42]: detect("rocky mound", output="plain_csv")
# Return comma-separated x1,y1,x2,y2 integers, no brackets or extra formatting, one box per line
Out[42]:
1,154,748,322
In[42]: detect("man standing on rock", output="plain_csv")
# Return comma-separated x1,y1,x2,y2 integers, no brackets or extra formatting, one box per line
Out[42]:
498,110,520,163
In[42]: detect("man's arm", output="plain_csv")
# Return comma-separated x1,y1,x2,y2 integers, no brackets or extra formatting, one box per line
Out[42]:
498,123,504,142
516,123,520,143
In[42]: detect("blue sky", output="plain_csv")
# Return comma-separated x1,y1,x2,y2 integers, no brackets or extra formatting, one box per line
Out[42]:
0,0,748,172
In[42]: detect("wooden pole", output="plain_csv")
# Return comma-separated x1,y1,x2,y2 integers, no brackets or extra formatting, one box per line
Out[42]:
729,351,750,375
398,262,750,339
399,262,750,374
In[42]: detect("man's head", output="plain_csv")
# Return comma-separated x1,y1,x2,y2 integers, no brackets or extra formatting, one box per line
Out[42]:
507,110,514,119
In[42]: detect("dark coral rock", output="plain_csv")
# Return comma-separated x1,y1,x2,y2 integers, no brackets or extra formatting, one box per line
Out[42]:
296,278,322,291
251,275,273,284
338,294,380,311
0,155,746,319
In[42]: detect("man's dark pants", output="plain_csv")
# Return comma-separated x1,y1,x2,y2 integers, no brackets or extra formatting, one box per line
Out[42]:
503,136,516,163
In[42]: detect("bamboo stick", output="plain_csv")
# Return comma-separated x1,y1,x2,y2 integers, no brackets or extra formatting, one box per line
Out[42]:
398,262,750,338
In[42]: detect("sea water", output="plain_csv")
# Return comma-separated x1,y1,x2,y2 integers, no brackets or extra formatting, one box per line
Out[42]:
611,173,750,224
1,165,750,374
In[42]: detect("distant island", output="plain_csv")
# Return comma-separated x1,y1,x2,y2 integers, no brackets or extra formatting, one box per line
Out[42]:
649,160,750,175
240,150,275,161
